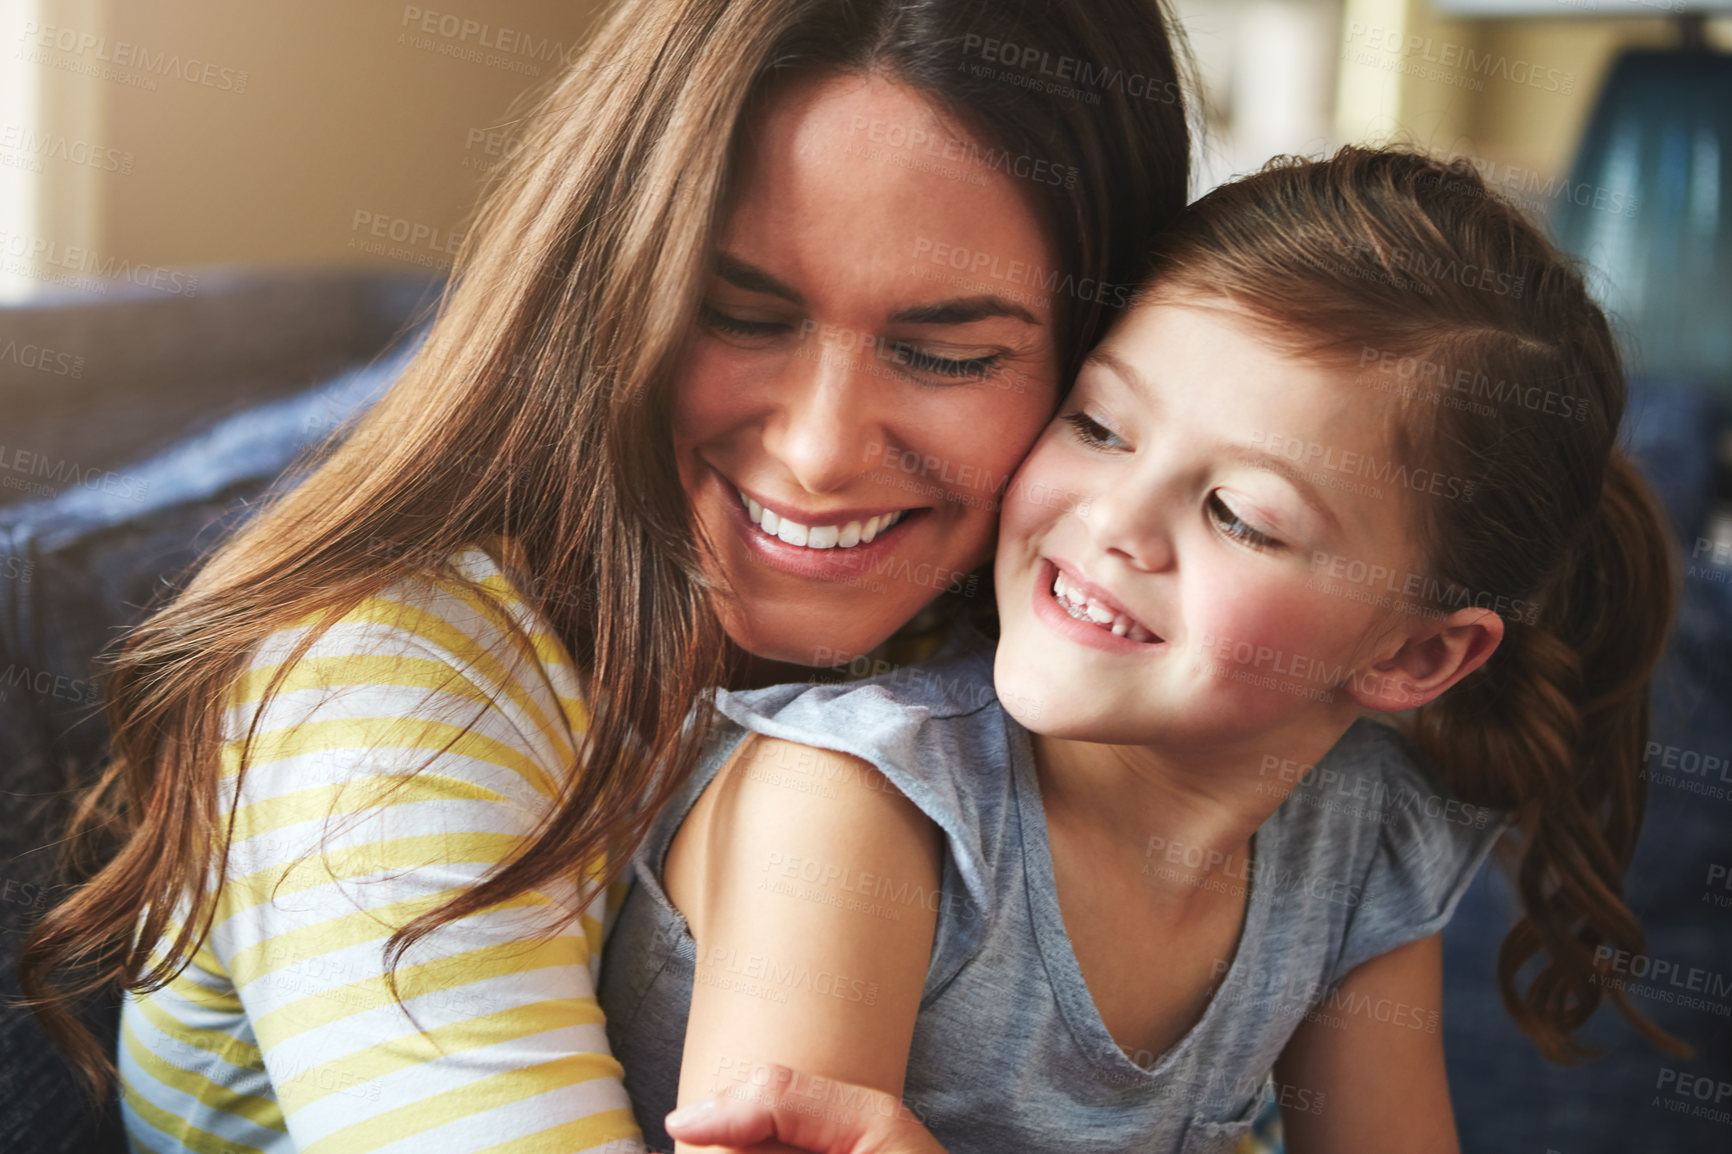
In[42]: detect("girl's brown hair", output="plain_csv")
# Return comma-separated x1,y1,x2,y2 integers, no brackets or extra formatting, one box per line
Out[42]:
1143,145,1680,1062
21,0,1193,1090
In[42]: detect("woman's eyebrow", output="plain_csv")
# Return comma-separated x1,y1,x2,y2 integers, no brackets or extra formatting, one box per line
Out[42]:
716,252,802,304
890,296,1037,326
715,252,1036,326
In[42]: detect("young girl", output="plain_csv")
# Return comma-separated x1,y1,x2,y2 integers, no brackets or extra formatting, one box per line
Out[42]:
597,147,1681,1153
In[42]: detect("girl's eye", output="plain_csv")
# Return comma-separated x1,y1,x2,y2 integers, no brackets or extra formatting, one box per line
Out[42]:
1062,410,1130,451
700,303,791,338
1207,492,1282,551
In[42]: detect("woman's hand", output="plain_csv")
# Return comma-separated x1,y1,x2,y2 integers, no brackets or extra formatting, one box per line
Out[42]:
663,1064,946,1154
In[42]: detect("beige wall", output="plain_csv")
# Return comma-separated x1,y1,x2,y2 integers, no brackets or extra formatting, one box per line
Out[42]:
1338,1,1732,184
1468,17,1732,176
11,0,1731,287
17,0,606,278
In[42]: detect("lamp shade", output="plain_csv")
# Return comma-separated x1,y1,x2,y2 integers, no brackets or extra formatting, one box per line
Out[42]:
1552,49,1732,393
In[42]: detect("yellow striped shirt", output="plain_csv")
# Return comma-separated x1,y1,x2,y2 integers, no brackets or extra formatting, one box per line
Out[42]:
119,541,644,1154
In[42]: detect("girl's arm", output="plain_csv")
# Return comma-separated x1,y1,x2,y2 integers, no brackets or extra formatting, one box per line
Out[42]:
1273,934,1460,1154
664,734,943,1152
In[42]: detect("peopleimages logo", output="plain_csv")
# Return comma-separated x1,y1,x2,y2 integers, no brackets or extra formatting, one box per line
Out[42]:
846,115,1078,190
0,339,84,378
17,21,249,93
1358,347,1588,422
397,6,578,75
1249,429,1478,504
0,228,198,296
960,34,1181,105
0,444,149,502
1344,22,1575,95
1307,550,1541,626
911,236,1133,309
1423,157,1640,220
0,124,134,174
1294,223,1526,299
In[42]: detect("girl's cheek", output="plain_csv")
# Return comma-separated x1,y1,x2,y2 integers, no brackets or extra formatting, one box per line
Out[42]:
1021,439,1092,522
1185,574,1316,670
998,463,1062,544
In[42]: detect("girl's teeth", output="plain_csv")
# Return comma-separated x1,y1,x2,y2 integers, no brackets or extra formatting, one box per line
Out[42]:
1051,569,1157,643
738,488,902,550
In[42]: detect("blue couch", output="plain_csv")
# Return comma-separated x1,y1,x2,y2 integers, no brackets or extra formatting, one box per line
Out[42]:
0,273,427,1152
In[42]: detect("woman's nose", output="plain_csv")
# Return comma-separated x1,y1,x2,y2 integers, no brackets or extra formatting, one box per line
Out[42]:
763,332,885,496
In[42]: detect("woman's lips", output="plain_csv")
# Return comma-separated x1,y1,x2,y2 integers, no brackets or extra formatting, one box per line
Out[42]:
1031,558,1164,653
717,469,925,583
737,487,907,550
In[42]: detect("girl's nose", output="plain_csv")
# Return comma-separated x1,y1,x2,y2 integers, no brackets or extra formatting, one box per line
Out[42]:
1080,480,1176,573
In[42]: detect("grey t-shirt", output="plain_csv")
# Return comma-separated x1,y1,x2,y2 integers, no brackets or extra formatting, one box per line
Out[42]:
598,638,1506,1154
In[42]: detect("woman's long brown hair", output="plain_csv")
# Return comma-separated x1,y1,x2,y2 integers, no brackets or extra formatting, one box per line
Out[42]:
20,0,1194,1091
1144,146,1683,1062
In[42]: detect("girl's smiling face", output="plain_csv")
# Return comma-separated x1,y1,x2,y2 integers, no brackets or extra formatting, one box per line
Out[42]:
994,297,1431,750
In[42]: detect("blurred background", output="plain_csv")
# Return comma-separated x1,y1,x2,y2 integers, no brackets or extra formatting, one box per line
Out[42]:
1,1,1727,289
0,1,1728,296
4,0,1732,483
2,2,1731,1153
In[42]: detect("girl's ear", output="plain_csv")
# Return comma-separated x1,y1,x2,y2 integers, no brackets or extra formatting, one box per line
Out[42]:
1345,607,1504,713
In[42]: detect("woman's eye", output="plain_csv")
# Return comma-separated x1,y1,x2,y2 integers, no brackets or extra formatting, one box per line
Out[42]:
700,303,791,338
1207,492,1281,550
1062,410,1130,451
888,342,1001,382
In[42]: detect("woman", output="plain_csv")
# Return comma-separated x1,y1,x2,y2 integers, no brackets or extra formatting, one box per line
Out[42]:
21,1,1192,1150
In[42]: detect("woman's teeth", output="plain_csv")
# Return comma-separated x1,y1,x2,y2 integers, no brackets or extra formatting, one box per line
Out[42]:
1052,570,1158,643
739,490,906,550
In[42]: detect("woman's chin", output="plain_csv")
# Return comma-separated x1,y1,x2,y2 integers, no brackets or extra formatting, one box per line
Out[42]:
722,612,905,675
711,569,944,674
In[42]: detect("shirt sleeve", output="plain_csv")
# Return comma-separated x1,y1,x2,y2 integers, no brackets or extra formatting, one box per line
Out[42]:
1325,734,1512,986
207,596,644,1154
711,677,998,1003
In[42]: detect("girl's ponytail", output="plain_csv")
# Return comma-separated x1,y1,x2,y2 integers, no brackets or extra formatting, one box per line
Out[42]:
1412,452,1683,1062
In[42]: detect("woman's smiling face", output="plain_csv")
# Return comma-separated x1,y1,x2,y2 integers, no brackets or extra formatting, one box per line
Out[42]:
673,72,1061,667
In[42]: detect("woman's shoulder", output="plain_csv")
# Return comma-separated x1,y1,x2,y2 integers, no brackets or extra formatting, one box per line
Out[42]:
291,536,567,667
221,538,587,803
238,537,576,697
